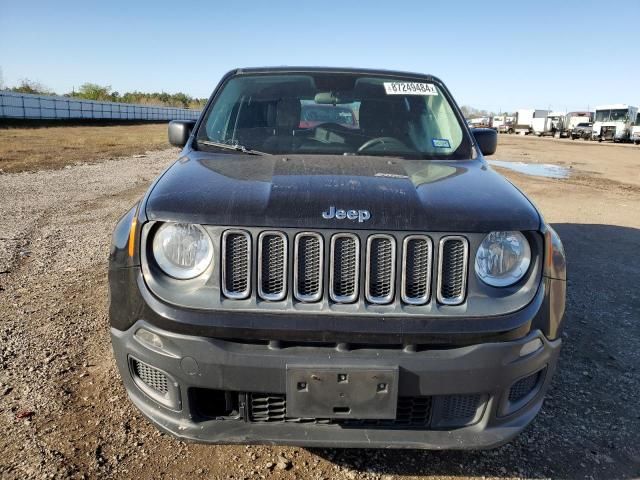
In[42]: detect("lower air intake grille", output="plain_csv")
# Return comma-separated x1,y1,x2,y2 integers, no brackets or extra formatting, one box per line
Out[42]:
440,394,481,422
248,393,432,428
249,394,288,423
330,234,360,303
509,370,543,402
131,359,168,394
222,231,251,299
438,237,468,305
258,232,287,301
294,233,323,302
344,396,432,428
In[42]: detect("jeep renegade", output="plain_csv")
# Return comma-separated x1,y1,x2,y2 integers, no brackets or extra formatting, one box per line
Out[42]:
109,67,566,449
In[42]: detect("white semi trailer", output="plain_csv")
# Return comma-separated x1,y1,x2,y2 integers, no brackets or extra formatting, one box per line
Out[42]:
592,104,639,142
514,109,550,135
469,117,491,128
532,111,565,137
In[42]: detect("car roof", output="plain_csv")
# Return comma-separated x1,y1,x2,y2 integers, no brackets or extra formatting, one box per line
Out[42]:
231,66,441,83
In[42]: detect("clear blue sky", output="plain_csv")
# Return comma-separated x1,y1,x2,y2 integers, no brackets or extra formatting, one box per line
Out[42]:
1,0,638,112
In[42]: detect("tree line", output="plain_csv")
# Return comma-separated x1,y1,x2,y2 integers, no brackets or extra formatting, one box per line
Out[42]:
4,78,206,109
460,105,516,118
2,76,505,115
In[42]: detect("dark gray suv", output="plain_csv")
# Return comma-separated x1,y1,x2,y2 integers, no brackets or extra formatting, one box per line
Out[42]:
109,67,566,449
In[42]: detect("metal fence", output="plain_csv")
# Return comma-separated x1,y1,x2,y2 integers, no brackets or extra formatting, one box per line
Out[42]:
0,91,202,121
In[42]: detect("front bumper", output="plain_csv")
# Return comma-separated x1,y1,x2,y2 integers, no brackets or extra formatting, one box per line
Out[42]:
112,320,561,449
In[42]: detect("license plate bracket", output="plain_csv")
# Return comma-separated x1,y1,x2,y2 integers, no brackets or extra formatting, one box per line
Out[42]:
285,366,398,419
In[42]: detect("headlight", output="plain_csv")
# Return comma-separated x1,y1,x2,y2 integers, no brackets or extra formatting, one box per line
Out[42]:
152,223,213,279
475,231,531,287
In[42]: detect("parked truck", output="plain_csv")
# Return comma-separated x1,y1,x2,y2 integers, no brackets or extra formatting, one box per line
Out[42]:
491,115,504,131
491,115,516,133
499,116,515,133
630,111,640,145
592,104,639,142
514,109,549,135
532,112,565,137
560,111,593,138
469,116,491,128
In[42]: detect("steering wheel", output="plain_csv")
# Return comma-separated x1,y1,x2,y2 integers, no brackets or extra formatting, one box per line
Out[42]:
357,136,405,153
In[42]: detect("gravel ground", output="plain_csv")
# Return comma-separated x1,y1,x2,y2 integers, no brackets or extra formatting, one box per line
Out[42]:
0,137,639,479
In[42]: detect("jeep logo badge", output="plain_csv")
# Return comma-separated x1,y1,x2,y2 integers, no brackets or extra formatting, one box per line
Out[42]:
322,206,371,223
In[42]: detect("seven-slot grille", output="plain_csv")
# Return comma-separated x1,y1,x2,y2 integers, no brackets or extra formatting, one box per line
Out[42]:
221,230,468,306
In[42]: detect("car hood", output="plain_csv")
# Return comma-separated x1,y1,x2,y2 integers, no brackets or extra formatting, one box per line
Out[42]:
145,152,540,232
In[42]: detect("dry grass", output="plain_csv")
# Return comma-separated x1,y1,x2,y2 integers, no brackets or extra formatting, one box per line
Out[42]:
0,123,175,173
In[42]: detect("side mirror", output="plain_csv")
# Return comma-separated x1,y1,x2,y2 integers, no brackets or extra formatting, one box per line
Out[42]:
472,128,497,156
168,120,196,147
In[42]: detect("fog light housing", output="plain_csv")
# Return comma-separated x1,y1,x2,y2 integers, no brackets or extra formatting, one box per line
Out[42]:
135,328,164,350
519,338,543,357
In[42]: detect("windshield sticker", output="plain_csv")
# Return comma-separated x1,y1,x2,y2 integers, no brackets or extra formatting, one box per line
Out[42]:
432,138,451,148
383,82,438,95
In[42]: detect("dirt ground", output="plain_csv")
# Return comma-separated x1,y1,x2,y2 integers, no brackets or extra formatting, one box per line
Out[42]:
0,124,167,173
0,134,638,480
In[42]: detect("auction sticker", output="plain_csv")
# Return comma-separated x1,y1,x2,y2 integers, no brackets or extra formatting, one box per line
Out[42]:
383,82,438,95
432,138,451,148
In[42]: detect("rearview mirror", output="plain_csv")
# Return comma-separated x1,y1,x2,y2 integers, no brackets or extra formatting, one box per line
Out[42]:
168,120,196,147
314,92,354,104
472,128,497,156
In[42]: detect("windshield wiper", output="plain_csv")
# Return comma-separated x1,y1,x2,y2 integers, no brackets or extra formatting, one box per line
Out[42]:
196,139,268,156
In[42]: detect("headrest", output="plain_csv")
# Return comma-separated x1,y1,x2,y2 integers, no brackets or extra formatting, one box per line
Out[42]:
359,99,397,135
275,98,301,130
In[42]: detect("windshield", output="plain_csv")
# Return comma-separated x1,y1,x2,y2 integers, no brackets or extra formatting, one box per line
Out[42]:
635,113,640,126
595,109,629,122
196,73,471,159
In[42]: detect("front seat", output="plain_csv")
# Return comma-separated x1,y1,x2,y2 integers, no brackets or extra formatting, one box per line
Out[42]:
358,98,412,148
358,99,398,138
263,98,302,152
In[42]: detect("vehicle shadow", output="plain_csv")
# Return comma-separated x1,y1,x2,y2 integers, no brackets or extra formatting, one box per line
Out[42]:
309,223,640,479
